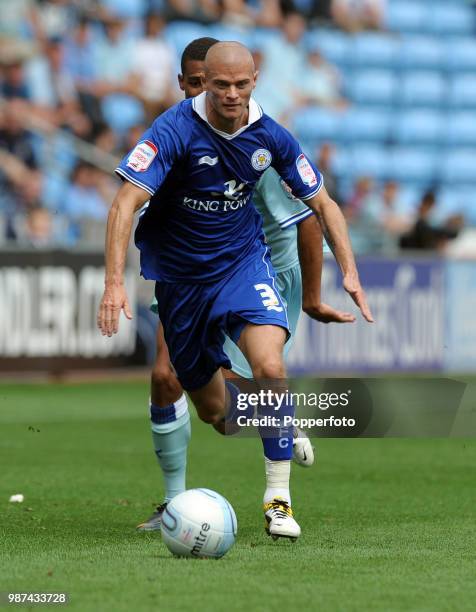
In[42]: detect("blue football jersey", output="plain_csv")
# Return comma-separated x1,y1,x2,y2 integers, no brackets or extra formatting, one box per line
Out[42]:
116,92,323,283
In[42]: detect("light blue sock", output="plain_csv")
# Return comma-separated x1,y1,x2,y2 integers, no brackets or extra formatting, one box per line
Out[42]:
150,395,191,503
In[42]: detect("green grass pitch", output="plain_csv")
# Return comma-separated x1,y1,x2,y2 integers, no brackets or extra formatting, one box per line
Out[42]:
1,381,475,611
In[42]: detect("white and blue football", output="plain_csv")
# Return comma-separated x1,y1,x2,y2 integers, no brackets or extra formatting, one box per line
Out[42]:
161,488,237,559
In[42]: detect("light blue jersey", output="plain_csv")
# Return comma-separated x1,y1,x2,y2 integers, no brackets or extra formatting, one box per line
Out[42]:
253,167,313,273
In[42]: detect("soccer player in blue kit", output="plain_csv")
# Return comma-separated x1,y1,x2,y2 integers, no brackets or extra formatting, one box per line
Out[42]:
98,41,373,540
137,38,358,534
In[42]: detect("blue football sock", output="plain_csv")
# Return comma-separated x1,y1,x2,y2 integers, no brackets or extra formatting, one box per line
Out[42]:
258,395,294,461
223,380,255,424
150,394,191,503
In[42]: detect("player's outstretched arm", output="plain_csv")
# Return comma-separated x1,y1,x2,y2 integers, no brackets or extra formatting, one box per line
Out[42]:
306,186,374,323
297,215,356,324
97,181,150,337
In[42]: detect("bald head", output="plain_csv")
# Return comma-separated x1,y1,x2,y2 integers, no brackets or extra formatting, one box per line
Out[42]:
203,41,258,133
204,41,255,77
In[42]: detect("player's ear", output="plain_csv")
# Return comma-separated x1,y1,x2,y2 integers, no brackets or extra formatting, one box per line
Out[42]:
178,74,185,91
252,70,259,89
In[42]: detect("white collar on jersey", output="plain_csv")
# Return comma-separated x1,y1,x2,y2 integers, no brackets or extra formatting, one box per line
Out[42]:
192,91,263,140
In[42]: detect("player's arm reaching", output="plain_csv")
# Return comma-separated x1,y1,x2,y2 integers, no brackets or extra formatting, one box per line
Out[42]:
269,121,373,323
305,185,374,322
98,182,150,336
297,214,356,324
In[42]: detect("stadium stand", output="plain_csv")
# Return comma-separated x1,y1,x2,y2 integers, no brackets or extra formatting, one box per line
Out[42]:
0,0,475,254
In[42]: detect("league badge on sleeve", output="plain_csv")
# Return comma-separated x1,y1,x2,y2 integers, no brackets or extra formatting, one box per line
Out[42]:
296,154,318,187
126,140,158,172
251,149,272,171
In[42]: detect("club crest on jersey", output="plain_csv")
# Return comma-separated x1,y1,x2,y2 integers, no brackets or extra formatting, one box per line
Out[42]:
126,140,158,172
296,154,317,187
251,148,272,171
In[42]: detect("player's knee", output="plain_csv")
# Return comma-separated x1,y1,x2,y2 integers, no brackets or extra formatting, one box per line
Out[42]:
196,407,223,426
193,397,225,426
151,364,181,401
151,364,174,388
252,356,285,379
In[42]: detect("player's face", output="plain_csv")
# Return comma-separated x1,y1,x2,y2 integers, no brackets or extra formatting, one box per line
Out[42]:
178,60,205,99
205,65,257,122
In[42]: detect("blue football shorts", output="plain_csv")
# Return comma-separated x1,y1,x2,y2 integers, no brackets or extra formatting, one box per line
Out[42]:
222,263,301,379
154,247,290,391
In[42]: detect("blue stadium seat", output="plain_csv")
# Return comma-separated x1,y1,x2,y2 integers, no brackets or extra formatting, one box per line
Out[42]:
330,147,351,178
390,147,438,183
441,150,476,183
291,107,343,142
101,94,145,135
249,28,282,50
436,186,474,220
342,107,392,143
208,24,252,47
385,2,429,33
446,39,476,72
348,70,398,105
429,3,475,36
400,72,446,107
347,145,390,179
399,36,444,70
305,29,352,67
445,113,476,147
101,0,149,18
164,21,207,55
393,110,444,145
351,33,400,69
448,75,476,108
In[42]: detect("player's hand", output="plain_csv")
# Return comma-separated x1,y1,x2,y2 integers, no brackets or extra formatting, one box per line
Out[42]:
97,284,132,337
343,275,374,323
303,302,356,324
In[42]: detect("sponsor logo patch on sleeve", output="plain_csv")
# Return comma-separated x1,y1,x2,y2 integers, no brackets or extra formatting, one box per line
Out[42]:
296,153,318,187
126,140,158,172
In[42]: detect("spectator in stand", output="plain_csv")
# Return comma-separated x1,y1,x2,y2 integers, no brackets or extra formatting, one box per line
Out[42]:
0,100,37,169
93,125,120,156
64,16,104,133
361,180,412,238
315,142,339,201
0,0,35,38
92,13,135,96
165,0,221,23
400,191,463,252
19,206,54,248
331,0,386,32
64,161,111,222
251,0,285,28
1,59,31,101
299,0,334,22
299,49,348,110
26,36,92,137
90,11,145,133
131,13,178,121
254,12,308,121
344,176,375,221
29,0,76,42
351,180,413,253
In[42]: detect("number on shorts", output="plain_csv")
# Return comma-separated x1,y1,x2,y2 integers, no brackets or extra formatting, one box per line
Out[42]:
254,283,283,312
